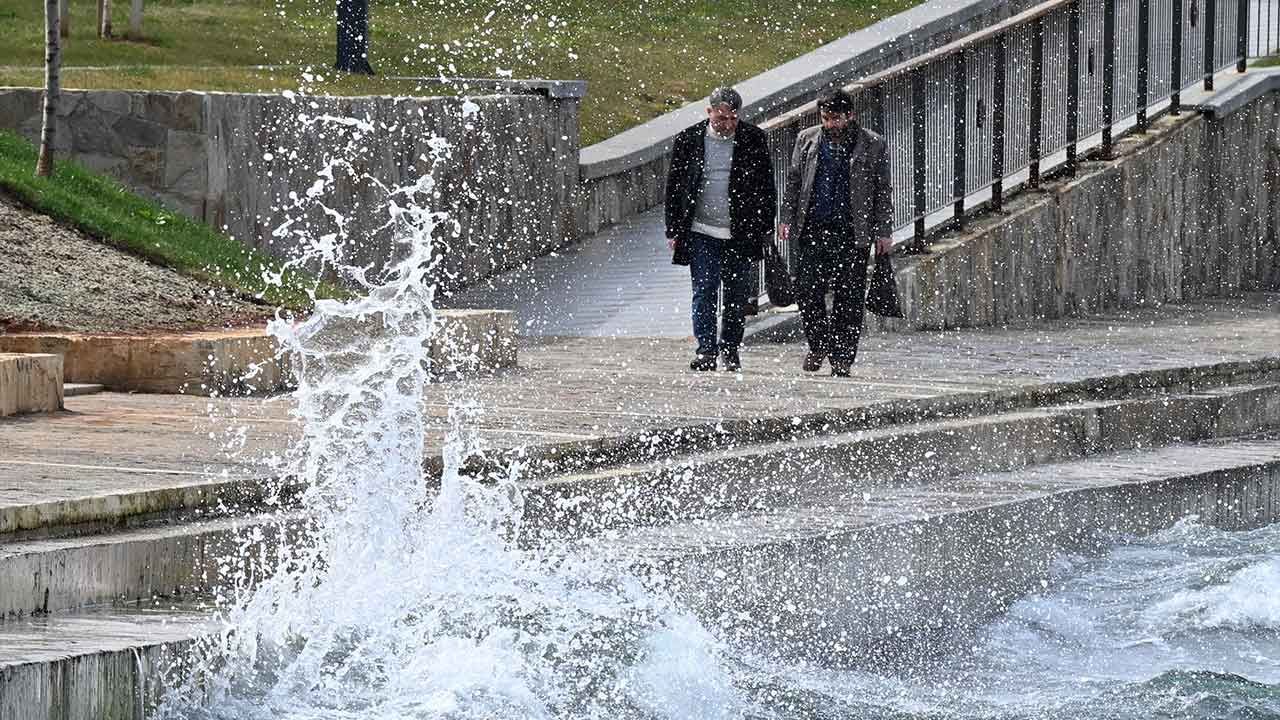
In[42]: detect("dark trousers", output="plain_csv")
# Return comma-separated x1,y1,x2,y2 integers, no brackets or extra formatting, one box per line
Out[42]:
796,234,871,366
689,232,751,356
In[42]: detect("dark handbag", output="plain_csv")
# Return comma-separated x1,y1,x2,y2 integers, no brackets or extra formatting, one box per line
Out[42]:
763,242,795,308
866,253,903,318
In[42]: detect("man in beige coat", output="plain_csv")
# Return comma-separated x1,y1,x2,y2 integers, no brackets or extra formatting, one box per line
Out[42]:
779,89,895,377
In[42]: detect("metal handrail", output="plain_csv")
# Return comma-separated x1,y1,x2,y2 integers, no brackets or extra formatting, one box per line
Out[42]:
754,0,1278,306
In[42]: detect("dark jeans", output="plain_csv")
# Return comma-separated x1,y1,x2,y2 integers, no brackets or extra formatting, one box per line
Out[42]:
796,231,871,366
689,232,751,356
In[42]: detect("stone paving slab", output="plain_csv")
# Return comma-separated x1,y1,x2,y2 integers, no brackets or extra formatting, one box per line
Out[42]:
0,295,1277,524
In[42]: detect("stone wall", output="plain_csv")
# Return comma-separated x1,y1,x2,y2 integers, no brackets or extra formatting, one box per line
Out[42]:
886,88,1280,331
0,88,580,289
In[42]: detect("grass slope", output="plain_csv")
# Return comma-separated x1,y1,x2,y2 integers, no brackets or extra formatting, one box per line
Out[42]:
0,0,918,145
0,130,329,309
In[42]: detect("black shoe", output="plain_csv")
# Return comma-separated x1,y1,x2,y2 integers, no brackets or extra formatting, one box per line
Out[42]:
721,348,741,372
690,354,717,372
830,362,851,378
803,352,826,373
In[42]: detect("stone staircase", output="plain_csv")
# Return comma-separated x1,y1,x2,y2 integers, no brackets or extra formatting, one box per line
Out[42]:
1,364,1279,717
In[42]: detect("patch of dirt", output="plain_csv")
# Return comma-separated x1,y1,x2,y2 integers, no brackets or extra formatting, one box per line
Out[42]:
0,193,276,334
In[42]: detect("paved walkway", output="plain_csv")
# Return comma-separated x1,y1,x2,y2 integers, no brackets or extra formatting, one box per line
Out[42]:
442,207,694,338
2,294,1278,514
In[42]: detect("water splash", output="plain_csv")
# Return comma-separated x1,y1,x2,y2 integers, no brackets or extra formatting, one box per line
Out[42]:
156,102,744,720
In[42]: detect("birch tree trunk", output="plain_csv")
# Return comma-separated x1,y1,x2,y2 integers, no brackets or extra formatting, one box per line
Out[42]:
59,0,69,39
100,0,112,38
129,0,142,38
36,0,61,178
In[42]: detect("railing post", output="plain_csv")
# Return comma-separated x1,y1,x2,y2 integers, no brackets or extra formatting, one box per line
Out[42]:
1172,0,1184,112
1030,17,1044,186
912,69,928,242
1205,0,1217,89
872,85,886,135
992,34,1006,210
1103,0,1116,155
953,51,967,226
1138,0,1151,130
1067,0,1081,172
1237,0,1249,71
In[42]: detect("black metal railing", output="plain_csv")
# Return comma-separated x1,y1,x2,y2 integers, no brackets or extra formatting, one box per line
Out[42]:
757,0,1280,303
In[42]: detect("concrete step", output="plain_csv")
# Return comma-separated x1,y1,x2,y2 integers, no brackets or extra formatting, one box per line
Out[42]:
522,381,1280,541
0,512,294,618
0,604,206,720
63,382,105,397
0,353,62,416
594,433,1280,666
0,472,301,541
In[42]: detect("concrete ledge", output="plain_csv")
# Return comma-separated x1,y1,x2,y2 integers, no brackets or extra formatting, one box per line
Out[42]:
0,330,285,396
1195,67,1280,118
0,354,63,416
0,310,517,395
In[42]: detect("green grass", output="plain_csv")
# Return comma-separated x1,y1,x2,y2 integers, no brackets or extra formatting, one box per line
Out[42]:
0,130,336,309
0,0,919,145
1255,54,1280,68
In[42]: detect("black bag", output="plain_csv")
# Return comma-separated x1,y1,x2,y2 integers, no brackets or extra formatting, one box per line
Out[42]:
866,253,903,318
763,242,795,308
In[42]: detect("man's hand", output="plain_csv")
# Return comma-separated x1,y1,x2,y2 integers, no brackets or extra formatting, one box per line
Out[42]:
875,236,893,256
666,236,677,251
778,223,790,244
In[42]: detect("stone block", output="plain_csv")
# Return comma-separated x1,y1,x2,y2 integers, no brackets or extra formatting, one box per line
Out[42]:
0,353,63,416
113,115,167,148
0,332,285,396
0,89,41,133
164,130,209,195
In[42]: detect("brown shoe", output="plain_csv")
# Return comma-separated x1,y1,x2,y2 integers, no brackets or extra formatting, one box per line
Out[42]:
803,352,825,372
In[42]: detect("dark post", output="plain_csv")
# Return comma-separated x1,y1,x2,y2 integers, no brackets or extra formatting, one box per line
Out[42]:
1138,0,1151,130
1102,0,1116,155
871,85,886,135
1204,0,1217,89
913,70,928,242
953,51,967,225
992,34,1007,210
1067,0,1081,171
1030,18,1045,186
1172,0,1184,112
335,0,375,75
1236,0,1249,71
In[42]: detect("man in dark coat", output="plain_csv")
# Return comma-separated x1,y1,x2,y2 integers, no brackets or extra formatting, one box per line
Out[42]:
779,89,894,377
665,86,777,372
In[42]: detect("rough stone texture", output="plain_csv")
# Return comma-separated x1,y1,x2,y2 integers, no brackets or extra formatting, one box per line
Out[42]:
0,88,581,290
886,93,1280,330
0,354,62,416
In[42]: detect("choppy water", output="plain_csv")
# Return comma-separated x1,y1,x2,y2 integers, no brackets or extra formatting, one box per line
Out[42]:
739,519,1280,720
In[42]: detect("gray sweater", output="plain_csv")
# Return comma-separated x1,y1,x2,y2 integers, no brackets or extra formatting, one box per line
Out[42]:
692,130,734,238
